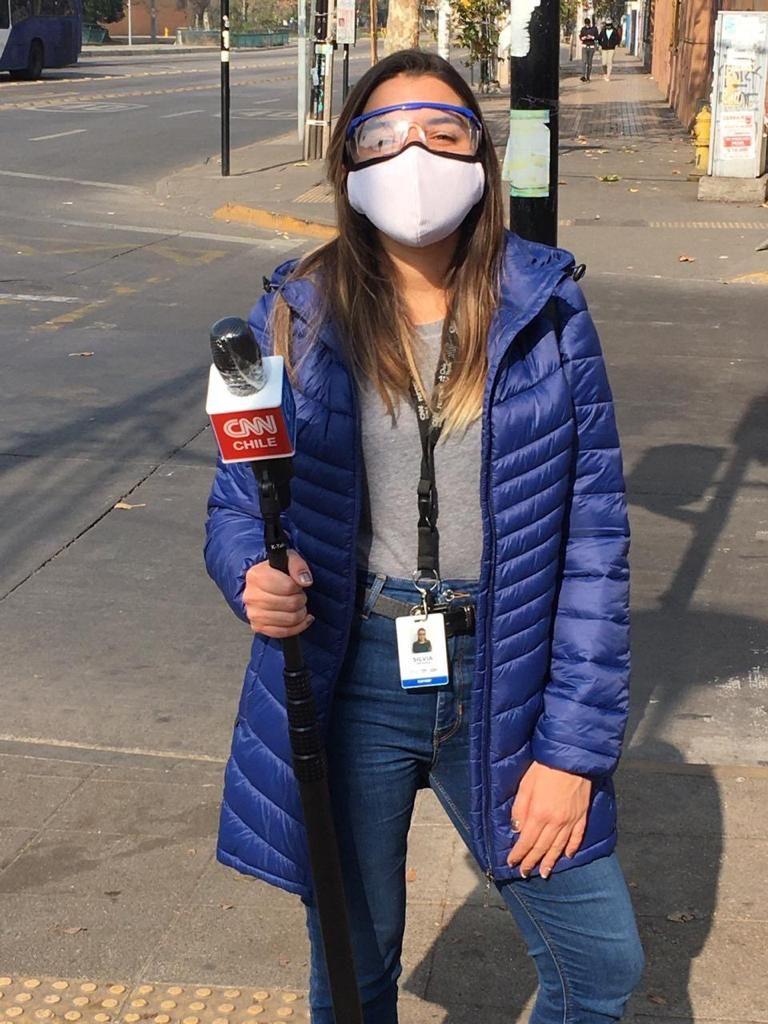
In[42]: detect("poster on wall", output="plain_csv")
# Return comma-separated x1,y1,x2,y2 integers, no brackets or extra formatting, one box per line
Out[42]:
709,11,768,178
336,0,357,45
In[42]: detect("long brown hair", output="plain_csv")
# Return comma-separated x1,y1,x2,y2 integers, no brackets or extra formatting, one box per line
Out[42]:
271,49,505,433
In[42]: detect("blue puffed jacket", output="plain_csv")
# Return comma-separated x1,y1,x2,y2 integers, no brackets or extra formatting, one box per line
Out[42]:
204,231,630,898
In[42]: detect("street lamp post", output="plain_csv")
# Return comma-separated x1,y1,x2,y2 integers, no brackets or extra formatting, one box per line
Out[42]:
220,0,231,176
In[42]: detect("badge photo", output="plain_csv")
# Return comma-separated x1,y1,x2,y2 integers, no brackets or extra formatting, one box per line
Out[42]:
395,613,450,689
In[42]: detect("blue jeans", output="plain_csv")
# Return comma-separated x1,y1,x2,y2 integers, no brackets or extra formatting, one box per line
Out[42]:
305,574,644,1024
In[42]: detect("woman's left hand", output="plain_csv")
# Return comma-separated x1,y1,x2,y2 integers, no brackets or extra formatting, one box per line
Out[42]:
506,762,592,879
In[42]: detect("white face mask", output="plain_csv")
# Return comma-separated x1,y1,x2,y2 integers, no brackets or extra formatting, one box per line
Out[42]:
346,145,486,248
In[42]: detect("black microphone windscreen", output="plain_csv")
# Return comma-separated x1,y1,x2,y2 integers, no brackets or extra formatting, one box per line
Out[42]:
210,317,266,395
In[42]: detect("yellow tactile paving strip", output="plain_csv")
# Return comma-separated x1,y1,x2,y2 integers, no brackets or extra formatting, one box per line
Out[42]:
0,978,308,1024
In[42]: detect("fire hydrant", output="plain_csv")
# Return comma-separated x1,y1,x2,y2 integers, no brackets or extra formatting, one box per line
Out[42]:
693,106,712,174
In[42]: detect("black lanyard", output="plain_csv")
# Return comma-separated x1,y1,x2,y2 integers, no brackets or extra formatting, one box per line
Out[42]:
410,324,458,582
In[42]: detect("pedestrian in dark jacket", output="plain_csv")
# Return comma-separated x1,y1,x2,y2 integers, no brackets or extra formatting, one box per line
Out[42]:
599,20,622,80
205,48,644,1024
579,18,599,81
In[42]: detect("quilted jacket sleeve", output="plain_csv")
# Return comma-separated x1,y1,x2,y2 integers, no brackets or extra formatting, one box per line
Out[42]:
530,278,630,778
203,291,289,624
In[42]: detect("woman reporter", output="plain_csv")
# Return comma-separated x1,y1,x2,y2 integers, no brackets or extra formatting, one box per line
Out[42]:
205,49,644,1024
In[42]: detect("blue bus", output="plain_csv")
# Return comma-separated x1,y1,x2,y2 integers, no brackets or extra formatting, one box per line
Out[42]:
0,0,81,79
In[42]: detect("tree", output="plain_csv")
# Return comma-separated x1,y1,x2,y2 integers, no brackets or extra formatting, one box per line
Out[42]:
593,0,625,25
386,0,420,52
83,0,124,23
453,0,507,66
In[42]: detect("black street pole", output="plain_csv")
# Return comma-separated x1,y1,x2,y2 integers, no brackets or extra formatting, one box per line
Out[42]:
509,0,559,245
220,0,231,177
342,41,350,99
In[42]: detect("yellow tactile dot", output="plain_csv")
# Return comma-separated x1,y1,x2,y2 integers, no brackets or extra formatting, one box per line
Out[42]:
194,989,212,998
160,1000,177,1010
24,981,42,990
16,993,33,1003
52,982,69,991
281,995,298,1003
6,1006,24,1018
212,1017,230,1024
130,999,148,1008
124,1015,140,1022
34,1010,53,1019
0,978,13,987
154,1015,171,1023
72,997,90,1007
189,1002,206,1012
64,1012,81,1021
253,993,270,1002
137,986,154,996
276,1010,293,1019
94,1015,111,1023
108,986,126,996
101,999,118,1009
167,988,183,997
183,1016,200,1024
246,1009,264,1016
217,1005,235,1015
224,990,241,999
43,996,61,1005
80,984,97,994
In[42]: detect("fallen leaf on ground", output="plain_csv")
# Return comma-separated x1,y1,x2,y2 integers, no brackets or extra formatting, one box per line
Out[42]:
558,180,568,185
628,188,640,193
68,351,94,357
104,890,121,897
406,868,417,882
647,994,668,1006
63,926,87,935
598,174,621,182
678,255,696,262
220,903,235,911
672,169,681,175
114,501,146,510
666,909,697,923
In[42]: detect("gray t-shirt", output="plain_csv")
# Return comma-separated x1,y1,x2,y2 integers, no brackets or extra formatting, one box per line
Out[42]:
356,321,482,582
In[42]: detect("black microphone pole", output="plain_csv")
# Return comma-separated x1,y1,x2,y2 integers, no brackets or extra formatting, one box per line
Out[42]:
209,318,363,1024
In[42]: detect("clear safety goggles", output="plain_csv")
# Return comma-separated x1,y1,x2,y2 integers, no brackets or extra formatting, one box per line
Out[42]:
345,102,483,166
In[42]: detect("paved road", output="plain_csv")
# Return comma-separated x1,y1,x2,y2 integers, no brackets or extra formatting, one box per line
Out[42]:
0,45,370,183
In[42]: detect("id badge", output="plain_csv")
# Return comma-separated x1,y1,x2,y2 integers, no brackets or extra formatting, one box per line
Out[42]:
395,613,450,690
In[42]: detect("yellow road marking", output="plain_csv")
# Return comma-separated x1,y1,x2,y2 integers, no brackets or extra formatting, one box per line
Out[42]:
213,203,336,241
730,271,768,285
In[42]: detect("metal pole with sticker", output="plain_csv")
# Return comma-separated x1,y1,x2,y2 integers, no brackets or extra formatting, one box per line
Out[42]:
220,0,231,177
506,0,559,245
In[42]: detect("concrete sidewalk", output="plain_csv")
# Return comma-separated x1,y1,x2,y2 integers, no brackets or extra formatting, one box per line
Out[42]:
2,48,768,1024
2,741,767,1023
160,50,768,283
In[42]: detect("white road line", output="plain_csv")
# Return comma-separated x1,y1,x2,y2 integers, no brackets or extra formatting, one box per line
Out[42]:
28,128,88,142
59,218,304,250
0,169,142,192
160,108,206,118
0,292,80,303
0,733,227,764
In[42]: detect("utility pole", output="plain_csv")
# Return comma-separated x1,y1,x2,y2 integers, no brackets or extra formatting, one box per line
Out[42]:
436,0,449,59
298,0,309,145
369,0,378,62
220,0,231,176
149,0,157,42
304,0,335,159
507,0,560,245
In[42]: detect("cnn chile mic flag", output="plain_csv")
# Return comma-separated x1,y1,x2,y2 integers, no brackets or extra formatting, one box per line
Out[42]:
206,355,297,463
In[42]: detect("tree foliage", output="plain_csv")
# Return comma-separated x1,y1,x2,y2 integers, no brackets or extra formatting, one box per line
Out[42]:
83,0,124,24
453,0,507,65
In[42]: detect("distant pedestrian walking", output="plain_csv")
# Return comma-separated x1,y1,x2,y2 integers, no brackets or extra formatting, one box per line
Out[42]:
598,20,621,81
579,18,598,81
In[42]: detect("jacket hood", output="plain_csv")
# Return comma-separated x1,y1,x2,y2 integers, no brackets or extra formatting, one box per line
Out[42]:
268,231,577,354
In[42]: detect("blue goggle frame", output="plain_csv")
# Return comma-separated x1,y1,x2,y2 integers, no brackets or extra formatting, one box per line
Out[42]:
346,101,483,137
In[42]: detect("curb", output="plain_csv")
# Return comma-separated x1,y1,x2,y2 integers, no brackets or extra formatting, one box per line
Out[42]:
213,203,336,240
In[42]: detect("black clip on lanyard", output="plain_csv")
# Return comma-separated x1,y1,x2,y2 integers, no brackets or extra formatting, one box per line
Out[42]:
411,323,458,608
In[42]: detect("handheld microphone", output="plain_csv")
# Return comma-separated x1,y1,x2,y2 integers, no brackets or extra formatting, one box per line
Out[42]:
206,316,296,463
